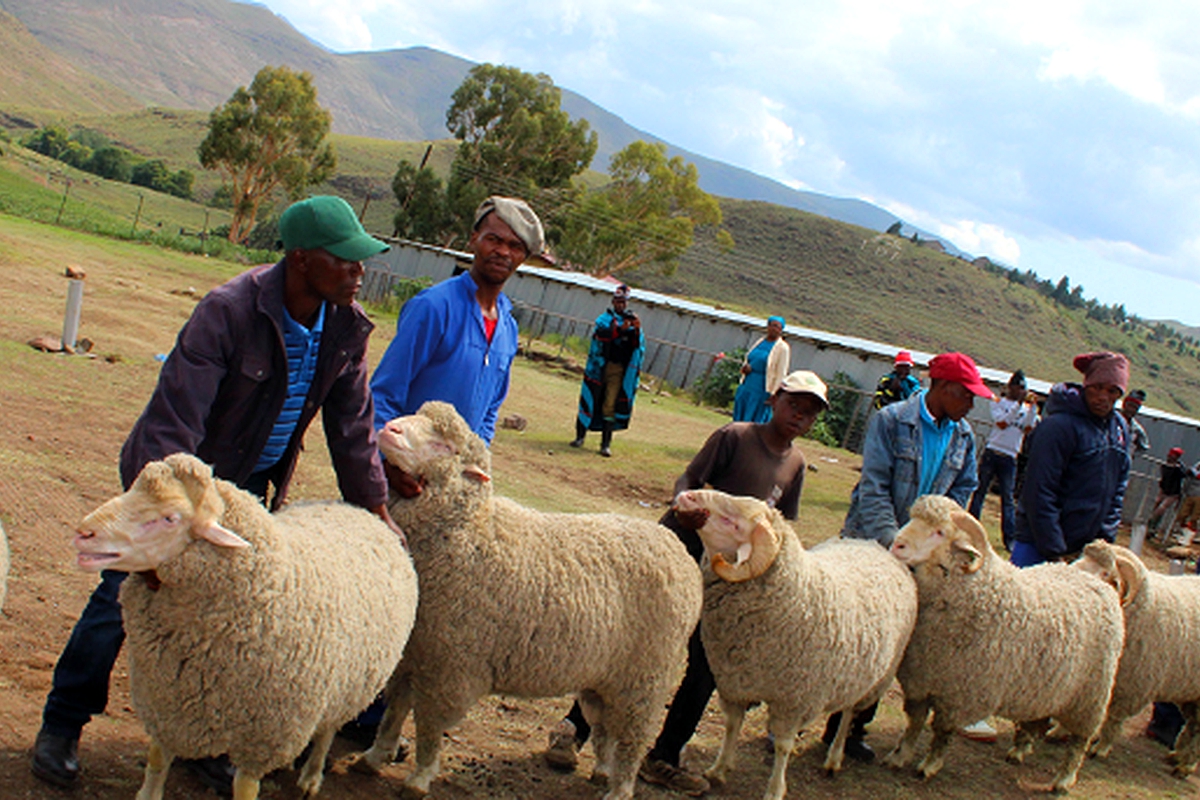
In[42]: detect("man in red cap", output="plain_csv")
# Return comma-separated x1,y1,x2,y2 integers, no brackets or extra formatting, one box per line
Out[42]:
1011,351,1131,567
1149,446,1187,538
873,349,922,409
834,351,992,758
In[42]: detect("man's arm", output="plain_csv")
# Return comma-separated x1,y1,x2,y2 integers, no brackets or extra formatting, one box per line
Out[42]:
1019,419,1073,559
119,294,236,489
673,427,735,497
322,336,390,512
850,411,902,543
370,296,441,430
945,426,979,508
1100,445,1130,542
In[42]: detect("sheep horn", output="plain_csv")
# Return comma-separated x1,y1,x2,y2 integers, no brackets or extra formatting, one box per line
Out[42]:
712,520,780,583
949,510,990,574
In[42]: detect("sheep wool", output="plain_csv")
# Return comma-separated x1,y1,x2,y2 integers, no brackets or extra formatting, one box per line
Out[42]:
679,489,916,800
1075,540,1200,774
887,494,1123,793
78,454,417,800
362,401,703,800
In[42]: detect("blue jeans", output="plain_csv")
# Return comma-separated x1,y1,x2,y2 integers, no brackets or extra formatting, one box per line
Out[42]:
969,449,1017,549
41,470,272,738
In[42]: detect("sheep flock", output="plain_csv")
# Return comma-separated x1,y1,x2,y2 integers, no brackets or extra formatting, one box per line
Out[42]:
51,405,1198,799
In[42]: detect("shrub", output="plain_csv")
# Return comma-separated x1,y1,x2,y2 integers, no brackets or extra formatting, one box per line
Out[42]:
692,347,746,409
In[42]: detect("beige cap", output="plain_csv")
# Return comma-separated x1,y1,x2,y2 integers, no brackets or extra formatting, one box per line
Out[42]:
473,196,545,256
778,370,829,408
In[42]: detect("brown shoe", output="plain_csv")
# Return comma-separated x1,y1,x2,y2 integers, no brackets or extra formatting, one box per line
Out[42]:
543,721,580,771
638,757,709,796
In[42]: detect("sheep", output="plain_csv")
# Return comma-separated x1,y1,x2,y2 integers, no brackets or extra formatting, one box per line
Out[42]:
885,494,1124,792
674,488,917,800
1074,540,1200,774
356,401,703,800
72,453,418,800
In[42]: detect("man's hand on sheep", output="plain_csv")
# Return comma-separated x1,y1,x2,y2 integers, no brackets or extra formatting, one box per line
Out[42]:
74,455,250,573
674,490,780,582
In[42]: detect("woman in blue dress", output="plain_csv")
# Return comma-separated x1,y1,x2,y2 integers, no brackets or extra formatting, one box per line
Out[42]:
732,316,791,422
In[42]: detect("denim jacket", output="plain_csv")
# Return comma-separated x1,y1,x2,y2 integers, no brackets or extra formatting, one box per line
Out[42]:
842,392,978,546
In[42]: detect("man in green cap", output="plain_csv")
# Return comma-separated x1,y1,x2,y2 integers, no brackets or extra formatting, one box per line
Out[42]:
31,195,404,795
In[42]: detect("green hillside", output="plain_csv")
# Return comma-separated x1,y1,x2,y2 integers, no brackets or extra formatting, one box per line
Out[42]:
628,199,1200,415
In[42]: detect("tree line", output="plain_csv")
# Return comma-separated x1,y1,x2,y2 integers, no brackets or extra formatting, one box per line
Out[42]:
20,125,194,199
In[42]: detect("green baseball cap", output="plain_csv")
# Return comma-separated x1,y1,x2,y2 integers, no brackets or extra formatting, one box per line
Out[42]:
279,196,389,262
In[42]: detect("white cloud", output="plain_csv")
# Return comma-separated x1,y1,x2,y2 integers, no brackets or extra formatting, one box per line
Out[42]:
938,220,1022,264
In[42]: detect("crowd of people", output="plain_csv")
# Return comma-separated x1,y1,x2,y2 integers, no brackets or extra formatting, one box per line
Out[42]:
30,191,1196,798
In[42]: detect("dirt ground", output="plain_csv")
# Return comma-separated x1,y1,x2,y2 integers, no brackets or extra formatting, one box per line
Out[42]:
1,219,1197,798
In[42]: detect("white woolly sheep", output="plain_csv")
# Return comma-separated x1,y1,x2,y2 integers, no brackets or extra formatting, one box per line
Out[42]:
675,489,917,800
1074,540,1200,774
356,401,703,800
886,494,1124,792
72,453,418,800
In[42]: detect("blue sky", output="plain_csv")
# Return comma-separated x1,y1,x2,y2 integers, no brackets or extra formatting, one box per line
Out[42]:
256,0,1200,326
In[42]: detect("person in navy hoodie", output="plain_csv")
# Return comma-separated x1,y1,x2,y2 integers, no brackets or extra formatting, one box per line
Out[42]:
1010,351,1131,567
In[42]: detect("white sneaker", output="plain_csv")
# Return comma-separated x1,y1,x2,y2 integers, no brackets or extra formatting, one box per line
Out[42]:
961,719,997,742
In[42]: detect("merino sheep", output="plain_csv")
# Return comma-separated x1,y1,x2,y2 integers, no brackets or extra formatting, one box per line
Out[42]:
675,489,917,800
357,401,702,800
72,453,418,800
886,494,1124,792
1074,540,1200,774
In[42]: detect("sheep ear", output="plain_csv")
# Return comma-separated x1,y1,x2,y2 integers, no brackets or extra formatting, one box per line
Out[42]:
949,510,989,573
196,522,251,549
712,521,780,583
462,464,491,484
1112,550,1144,607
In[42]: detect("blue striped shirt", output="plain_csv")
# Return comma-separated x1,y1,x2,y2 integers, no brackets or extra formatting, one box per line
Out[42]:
254,302,325,472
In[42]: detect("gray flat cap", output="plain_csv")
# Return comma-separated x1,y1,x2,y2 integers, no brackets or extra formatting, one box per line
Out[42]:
474,196,545,256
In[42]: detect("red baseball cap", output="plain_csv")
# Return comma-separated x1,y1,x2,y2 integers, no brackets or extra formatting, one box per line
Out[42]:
928,352,993,399
894,350,914,366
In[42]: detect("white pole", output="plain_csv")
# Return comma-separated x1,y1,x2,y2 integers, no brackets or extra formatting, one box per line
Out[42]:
62,267,86,351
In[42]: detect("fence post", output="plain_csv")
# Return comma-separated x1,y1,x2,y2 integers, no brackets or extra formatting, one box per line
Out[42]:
62,266,86,351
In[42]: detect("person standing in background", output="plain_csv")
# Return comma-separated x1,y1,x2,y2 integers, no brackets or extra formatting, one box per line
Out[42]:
732,316,791,423
969,370,1039,550
873,350,921,410
570,284,646,457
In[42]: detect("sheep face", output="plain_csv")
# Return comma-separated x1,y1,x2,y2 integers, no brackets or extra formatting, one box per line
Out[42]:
1075,541,1144,607
378,402,490,485
74,454,249,573
674,489,780,582
890,494,989,575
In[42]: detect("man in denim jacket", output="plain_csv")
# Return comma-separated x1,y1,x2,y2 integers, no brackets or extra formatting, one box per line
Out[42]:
829,351,992,759
843,351,991,546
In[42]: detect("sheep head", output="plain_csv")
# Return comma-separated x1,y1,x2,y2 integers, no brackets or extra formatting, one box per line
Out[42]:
674,489,781,583
74,453,249,573
890,494,990,575
1075,540,1145,607
378,401,490,486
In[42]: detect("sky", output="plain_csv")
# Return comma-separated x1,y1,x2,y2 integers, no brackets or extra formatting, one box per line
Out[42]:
255,0,1200,327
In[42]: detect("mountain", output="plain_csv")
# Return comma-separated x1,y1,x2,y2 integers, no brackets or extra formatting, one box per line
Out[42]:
0,10,140,117
0,0,901,233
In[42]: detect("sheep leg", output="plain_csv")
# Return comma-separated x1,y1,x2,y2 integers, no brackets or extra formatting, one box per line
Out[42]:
232,771,262,800
822,706,854,773
764,710,804,800
356,674,415,773
134,739,173,800
296,725,337,798
1008,717,1051,764
704,695,747,786
1090,714,1124,758
579,690,611,785
1171,702,1200,777
1049,733,1088,793
884,696,931,769
404,695,475,798
916,709,955,780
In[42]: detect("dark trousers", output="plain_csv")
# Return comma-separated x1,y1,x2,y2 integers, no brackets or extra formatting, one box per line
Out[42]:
41,469,272,738
969,449,1017,548
42,570,127,738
